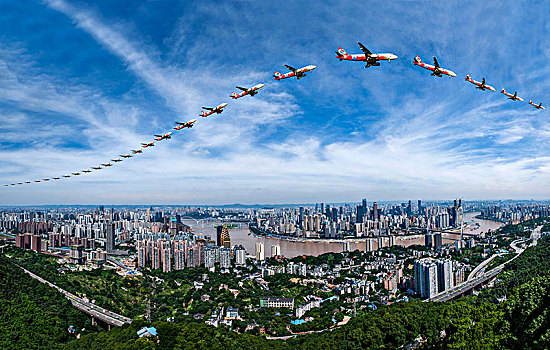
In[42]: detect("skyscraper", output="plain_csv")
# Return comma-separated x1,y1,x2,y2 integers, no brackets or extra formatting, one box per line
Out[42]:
216,226,231,248
373,202,379,221
106,222,115,253
255,242,264,261
271,244,281,257
414,259,438,299
436,259,454,293
235,245,246,266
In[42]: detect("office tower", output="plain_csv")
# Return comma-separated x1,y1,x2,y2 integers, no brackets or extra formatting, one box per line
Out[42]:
235,245,246,266
407,200,412,216
169,216,177,235
106,222,115,253
216,226,231,248
356,205,364,223
418,200,422,214
299,207,305,229
414,259,438,299
362,198,367,211
434,233,443,249
373,202,379,221
436,259,454,293
255,242,265,261
271,244,281,257
320,203,325,215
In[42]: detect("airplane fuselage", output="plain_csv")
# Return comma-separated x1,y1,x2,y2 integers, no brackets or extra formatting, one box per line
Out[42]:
414,57,457,77
274,65,316,80
201,103,228,117
466,76,495,91
337,53,398,62
231,84,265,99
501,89,523,101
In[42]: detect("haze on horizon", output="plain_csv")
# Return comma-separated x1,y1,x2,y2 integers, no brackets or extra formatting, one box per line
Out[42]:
0,1,549,205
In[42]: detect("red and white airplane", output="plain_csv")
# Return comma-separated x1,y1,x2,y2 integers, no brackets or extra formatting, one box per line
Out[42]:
501,88,523,101
82,169,92,173
111,158,122,163
53,177,60,180
43,178,50,181
413,55,456,77
200,103,228,118
131,149,143,154
335,42,398,68
230,84,265,99
529,100,545,110
120,154,133,158
92,166,102,170
101,163,113,167
154,132,172,141
141,142,155,148
63,174,71,178
34,180,41,183
25,181,31,184
173,119,197,131
465,74,495,91
273,64,316,80
71,172,81,176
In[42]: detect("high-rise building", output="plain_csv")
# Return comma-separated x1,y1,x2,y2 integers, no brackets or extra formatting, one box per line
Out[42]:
220,247,231,268
216,226,231,248
271,244,281,257
169,217,177,235
414,259,438,299
434,233,443,249
418,200,423,214
235,245,246,266
106,222,115,253
255,242,264,261
436,259,454,293
373,202,379,221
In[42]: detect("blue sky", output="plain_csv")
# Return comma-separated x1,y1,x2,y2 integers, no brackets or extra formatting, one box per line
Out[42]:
0,0,549,205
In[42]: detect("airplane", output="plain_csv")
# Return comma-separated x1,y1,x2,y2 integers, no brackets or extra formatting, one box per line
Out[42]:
413,55,457,77
154,132,173,141
173,119,197,131
53,177,60,180
465,74,495,91
120,154,133,158
17,182,22,185
141,142,155,148
200,103,228,118
501,88,524,101
25,181,31,184
82,170,92,173
11,183,15,186
101,163,113,167
34,180,41,183
72,172,81,176
111,158,123,163
230,84,265,99
335,42,398,68
4,184,7,187
529,100,545,110
92,166,102,170
43,178,50,181
63,175,71,178
131,149,143,154
273,65,316,80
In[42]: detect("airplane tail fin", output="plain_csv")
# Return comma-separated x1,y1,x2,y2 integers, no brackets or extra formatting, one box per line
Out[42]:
501,88,505,93
414,55,421,63
466,73,470,80
230,92,237,98
336,47,347,56
530,100,533,104
200,111,207,117
273,71,281,78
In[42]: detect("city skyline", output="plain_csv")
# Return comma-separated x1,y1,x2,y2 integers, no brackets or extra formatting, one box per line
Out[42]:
1,1,550,205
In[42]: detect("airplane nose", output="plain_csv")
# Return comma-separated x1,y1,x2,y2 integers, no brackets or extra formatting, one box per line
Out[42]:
258,84,265,88
310,65,317,70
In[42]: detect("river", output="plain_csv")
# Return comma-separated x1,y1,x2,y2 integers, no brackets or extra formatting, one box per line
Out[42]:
181,211,503,258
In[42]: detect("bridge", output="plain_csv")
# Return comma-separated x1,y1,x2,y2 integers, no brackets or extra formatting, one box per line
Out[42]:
19,266,133,328
408,227,477,237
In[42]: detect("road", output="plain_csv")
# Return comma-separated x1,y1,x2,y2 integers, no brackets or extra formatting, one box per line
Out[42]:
19,265,133,326
430,226,542,302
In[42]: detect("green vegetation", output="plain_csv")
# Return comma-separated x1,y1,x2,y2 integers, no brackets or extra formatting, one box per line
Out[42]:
0,253,96,349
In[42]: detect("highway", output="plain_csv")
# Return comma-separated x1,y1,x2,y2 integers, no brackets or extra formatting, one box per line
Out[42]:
430,226,542,302
19,265,133,326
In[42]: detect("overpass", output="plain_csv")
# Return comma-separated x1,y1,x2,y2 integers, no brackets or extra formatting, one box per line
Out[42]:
429,226,542,302
19,266,132,328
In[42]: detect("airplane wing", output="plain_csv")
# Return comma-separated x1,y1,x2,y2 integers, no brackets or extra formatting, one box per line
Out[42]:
433,56,440,68
356,42,372,56
284,64,297,73
236,86,248,92
202,107,214,111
